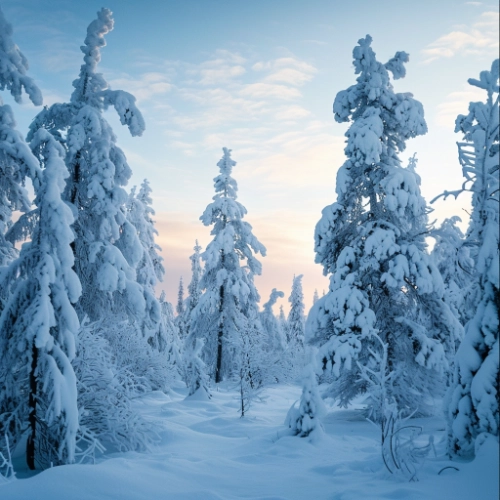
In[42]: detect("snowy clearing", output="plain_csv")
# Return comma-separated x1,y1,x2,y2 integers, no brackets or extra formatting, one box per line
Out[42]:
2,383,498,500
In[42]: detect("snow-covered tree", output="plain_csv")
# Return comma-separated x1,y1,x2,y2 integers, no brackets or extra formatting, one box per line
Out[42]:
189,148,266,383
304,35,460,418
182,240,203,343
260,288,285,351
27,8,151,329
73,320,157,454
184,338,211,398
0,129,80,469
447,60,499,458
175,277,187,339
287,274,306,378
125,180,164,341
0,6,42,270
278,305,288,342
313,289,319,305
288,274,305,345
431,217,474,326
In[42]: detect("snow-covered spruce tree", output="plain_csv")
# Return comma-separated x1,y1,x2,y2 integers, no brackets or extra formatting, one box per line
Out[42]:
182,240,203,341
278,305,288,342
304,35,460,418
260,288,285,352
175,276,187,340
431,217,474,326
239,308,265,416
27,9,151,329
184,338,211,398
0,129,81,469
287,274,306,378
125,180,164,342
446,60,499,458
159,291,183,379
288,274,305,345
0,7,42,271
189,148,266,383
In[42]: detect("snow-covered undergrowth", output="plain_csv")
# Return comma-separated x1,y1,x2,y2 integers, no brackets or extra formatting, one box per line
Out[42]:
1,383,498,499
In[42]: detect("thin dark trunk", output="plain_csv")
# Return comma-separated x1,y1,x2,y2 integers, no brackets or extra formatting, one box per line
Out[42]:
69,152,80,260
215,281,224,384
26,342,38,470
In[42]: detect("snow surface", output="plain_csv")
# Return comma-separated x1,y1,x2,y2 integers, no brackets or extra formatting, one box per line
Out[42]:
1,383,498,499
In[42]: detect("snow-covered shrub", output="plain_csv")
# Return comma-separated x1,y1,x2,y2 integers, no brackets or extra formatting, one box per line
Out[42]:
286,359,325,439
73,320,157,454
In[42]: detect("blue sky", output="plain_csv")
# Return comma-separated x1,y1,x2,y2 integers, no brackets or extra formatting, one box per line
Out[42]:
2,0,499,312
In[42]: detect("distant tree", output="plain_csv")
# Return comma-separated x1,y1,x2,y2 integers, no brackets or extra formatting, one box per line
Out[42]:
125,180,164,342
313,289,319,305
0,130,80,469
260,288,285,352
0,6,42,270
175,277,187,340
446,60,499,458
304,36,460,420
287,274,306,378
278,305,288,342
288,275,305,345
189,148,266,383
431,217,474,326
182,240,203,343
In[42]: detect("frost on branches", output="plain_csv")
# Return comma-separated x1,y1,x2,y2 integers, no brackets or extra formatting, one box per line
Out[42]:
0,130,80,469
27,9,152,331
189,148,266,383
447,60,499,458
0,6,42,270
304,35,460,420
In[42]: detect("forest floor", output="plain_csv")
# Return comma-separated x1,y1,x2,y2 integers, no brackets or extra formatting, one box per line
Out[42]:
1,382,498,499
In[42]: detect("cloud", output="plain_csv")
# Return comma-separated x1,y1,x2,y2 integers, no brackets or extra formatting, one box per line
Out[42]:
421,11,499,63
239,83,302,99
108,72,172,102
435,85,485,127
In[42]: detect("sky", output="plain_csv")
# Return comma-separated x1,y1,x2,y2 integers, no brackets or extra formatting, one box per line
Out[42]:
2,0,499,314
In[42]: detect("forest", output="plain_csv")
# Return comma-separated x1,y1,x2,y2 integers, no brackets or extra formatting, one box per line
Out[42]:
0,6,498,500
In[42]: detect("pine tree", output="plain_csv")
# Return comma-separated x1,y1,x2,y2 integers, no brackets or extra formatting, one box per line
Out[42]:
287,274,306,378
447,60,499,458
175,277,187,340
288,275,305,345
182,240,203,343
125,180,164,342
189,148,266,383
0,129,81,469
260,288,285,352
431,217,474,326
187,240,203,313
27,8,150,328
0,6,42,270
305,35,459,417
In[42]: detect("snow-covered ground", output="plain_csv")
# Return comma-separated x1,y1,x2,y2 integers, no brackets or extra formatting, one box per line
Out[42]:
1,383,498,499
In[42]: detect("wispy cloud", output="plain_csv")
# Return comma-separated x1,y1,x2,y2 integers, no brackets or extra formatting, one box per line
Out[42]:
421,11,499,63
109,72,172,103
435,85,485,127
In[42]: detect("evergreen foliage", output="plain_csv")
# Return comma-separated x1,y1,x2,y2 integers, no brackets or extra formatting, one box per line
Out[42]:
447,60,499,458
189,148,266,383
304,35,460,419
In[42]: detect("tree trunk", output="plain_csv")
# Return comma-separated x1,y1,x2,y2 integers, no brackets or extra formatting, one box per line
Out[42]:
26,342,38,470
215,281,224,383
